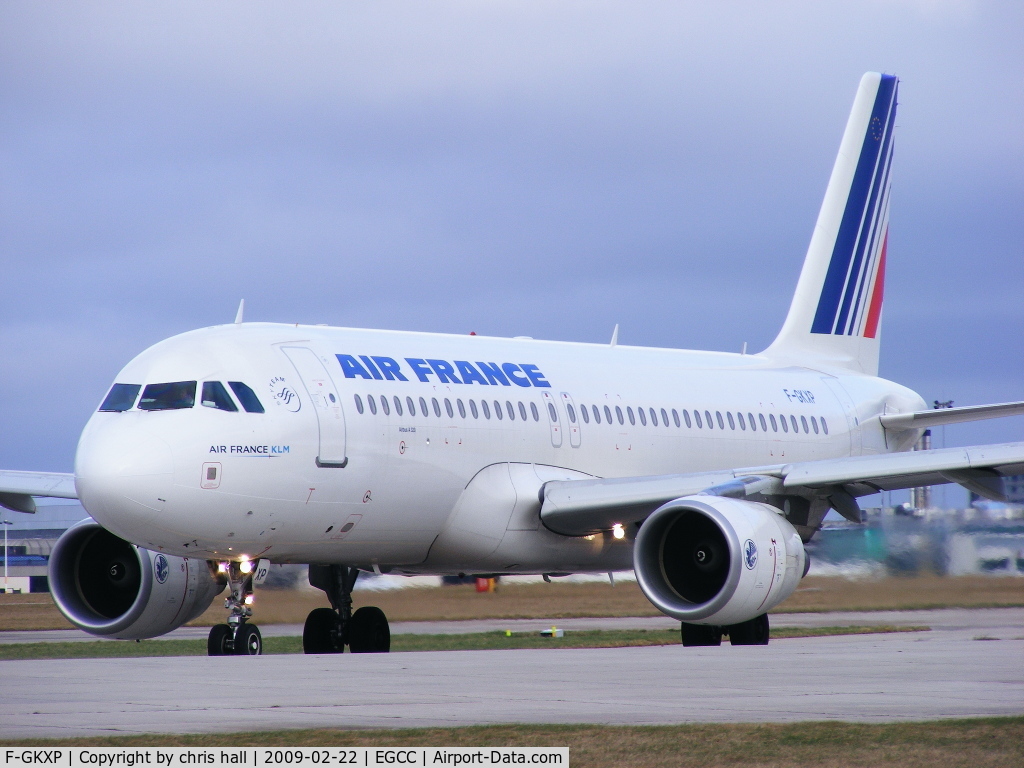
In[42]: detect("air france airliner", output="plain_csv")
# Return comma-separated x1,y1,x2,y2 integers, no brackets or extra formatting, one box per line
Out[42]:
3,73,1023,654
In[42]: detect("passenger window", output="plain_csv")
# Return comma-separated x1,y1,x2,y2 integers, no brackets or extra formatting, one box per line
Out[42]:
470,399,479,419
791,415,799,433
548,403,559,422
649,408,658,427
202,381,238,412
580,404,589,423
99,383,141,412
748,412,756,432
506,401,515,420
672,409,680,428
683,409,692,428
759,413,768,431
821,417,829,434
801,415,809,433
368,395,378,415
811,416,819,434
694,410,702,428
661,408,669,427
354,394,364,414
432,398,442,417
615,406,623,425
444,398,454,418
627,407,636,426
567,403,576,423
780,414,788,432
228,382,265,413
593,405,601,424
482,400,491,419
726,412,735,430
407,396,416,416
458,399,467,418
394,396,403,416
139,381,197,411
419,397,429,417
769,414,777,432
518,402,527,421
531,402,540,421
637,407,645,426
494,400,503,420
380,396,390,416
605,405,614,424
737,412,745,430
716,411,725,429
705,410,713,429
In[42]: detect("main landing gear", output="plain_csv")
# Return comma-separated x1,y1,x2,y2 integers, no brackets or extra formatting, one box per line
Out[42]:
681,614,770,647
208,561,263,656
303,564,391,654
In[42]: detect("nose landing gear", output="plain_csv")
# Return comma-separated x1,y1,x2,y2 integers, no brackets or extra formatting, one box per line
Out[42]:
303,564,391,654
207,561,262,655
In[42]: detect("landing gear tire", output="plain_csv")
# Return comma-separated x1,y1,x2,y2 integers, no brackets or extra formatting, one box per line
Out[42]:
208,624,232,656
303,607,344,654
349,606,391,653
234,623,263,655
681,623,722,647
727,614,770,645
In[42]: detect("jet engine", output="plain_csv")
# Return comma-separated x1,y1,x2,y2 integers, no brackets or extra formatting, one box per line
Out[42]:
633,496,805,626
48,520,225,640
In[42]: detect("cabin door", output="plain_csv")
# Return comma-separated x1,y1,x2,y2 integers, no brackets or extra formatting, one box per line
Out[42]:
281,346,348,467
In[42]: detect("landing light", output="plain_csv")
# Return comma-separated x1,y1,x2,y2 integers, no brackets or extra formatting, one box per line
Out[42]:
244,595,254,606
612,524,625,540
239,558,254,574
217,562,229,574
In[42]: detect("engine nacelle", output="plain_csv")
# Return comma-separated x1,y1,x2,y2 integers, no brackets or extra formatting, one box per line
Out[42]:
49,520,225,640
633,496,805,626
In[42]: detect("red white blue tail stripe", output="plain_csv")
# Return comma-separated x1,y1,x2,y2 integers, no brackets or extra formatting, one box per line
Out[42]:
811,75,897,339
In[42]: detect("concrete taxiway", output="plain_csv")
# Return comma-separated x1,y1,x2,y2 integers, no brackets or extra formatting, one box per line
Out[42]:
1,608,1022,739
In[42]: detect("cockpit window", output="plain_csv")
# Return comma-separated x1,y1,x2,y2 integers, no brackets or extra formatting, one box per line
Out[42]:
201,381,238,412
228,381,265,413
99,383,141,412
138,381,196,411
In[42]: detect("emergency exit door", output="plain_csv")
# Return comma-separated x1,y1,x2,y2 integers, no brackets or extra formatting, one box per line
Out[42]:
281,346,348,467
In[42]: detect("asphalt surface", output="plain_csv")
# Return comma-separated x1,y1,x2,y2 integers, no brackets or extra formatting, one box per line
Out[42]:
1,608,1022,738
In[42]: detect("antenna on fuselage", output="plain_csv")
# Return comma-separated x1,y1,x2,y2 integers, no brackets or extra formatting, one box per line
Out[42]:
234,299,245,325
610,324,619,347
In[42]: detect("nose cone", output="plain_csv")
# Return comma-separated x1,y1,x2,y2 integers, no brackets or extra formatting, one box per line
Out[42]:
75,417,174,539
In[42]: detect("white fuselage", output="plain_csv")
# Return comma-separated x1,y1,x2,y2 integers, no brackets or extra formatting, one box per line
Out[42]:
74,322,925,573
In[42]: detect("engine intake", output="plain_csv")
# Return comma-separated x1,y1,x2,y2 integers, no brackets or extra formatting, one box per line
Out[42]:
633,496,805,626
49,520,224,639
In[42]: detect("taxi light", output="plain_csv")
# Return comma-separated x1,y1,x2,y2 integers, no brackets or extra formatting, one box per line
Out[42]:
217,562,229,574
612,523,625,540
239,559,254,574
244,595,254,605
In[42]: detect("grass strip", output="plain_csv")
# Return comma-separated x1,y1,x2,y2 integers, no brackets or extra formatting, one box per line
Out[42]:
0,625,926,660
1,718,1022,766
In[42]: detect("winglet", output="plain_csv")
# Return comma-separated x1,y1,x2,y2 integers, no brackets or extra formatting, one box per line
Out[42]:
234,299,245,325
764,73,898,375
610,324,619,347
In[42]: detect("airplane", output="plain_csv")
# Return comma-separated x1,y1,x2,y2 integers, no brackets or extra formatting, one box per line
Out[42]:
2,72,1023,655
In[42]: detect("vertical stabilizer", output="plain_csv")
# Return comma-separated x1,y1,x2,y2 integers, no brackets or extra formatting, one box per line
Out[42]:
764,72,897,375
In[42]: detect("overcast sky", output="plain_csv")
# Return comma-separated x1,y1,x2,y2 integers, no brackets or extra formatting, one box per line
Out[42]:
1,2,1021,501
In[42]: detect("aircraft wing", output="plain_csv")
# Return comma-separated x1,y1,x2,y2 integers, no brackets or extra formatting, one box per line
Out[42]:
0,470,78,513
880,401,1024,430
540,441,1024,536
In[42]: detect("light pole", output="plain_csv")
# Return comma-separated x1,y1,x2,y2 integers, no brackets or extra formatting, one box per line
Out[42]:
1,518,12,593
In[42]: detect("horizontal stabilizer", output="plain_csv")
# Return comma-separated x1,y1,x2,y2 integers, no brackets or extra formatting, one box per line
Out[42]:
879,401,1024,430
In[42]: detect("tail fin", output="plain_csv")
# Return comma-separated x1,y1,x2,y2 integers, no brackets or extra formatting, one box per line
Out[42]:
764,72,898,376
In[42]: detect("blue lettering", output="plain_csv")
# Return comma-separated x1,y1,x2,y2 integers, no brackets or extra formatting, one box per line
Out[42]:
427,359,462,384
337,354,374,380
405,358,434,382
371,356,409,382
519,363,551,388
454,360,488,385
502,363,531,387
359,355,384,381
476,362,510,386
